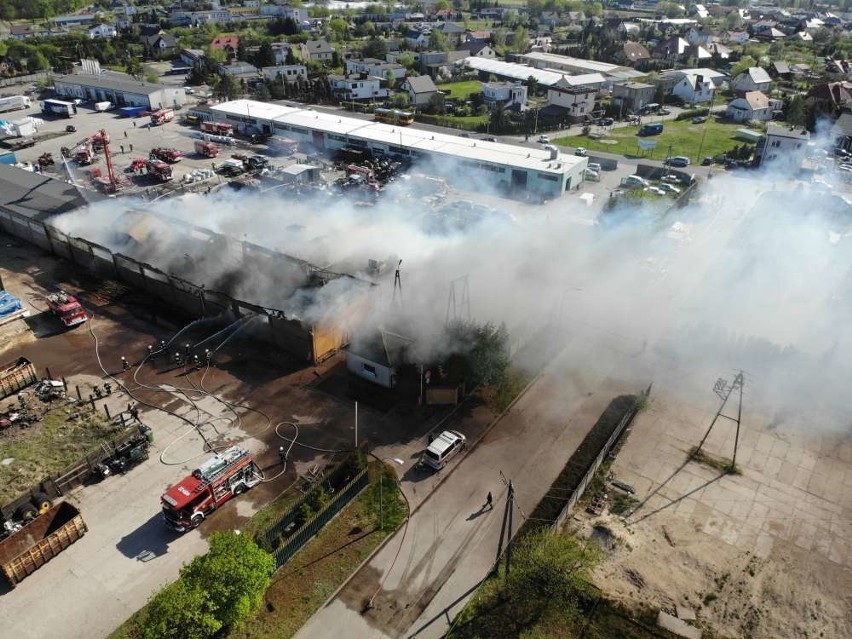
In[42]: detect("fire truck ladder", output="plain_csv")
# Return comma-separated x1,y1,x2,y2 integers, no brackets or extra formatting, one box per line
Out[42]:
192,446,251,488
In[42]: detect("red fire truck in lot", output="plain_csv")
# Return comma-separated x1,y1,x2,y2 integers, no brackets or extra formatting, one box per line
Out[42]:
146,159,173,182
150,108,174,126
194,140,219,158
45,290,87,327
151,147,182,163
201,121,233,137
161,446,261,532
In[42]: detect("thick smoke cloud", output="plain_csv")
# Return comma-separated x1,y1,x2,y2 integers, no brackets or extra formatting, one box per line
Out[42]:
51,145,852,431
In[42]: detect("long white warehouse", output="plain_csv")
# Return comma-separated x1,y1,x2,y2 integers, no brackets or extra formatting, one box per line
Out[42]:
210,100,587,199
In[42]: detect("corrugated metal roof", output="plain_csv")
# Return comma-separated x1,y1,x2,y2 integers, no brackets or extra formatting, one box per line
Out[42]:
54,72,170,96
0,165,91,221
460,57,564,86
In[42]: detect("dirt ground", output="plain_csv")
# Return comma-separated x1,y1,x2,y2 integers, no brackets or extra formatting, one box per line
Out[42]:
574,390,852,639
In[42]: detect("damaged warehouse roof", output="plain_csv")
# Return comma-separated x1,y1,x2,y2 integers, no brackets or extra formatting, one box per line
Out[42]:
0,165,93,221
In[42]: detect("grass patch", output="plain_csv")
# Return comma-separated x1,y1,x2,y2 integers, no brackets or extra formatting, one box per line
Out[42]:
610,492,640,516
435,79,484,99
688,446,742,475
227,463,406,639
553,118,759,164
0,406,119,502
494,368,530,412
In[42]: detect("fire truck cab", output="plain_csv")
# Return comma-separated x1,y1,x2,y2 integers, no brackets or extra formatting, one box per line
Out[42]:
161,446,261,532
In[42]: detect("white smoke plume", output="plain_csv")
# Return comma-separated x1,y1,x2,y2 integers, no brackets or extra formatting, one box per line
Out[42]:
50,137,852,431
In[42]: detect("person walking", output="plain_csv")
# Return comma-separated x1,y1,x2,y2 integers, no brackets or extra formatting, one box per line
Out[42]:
124,130,128,138
485,491,493,511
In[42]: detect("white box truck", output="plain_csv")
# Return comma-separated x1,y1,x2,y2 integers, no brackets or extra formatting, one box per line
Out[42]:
94,101,113,112
0,95,31,114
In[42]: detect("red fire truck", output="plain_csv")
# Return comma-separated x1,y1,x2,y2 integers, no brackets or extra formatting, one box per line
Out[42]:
150,147,183,163
45,290,87,327
161,446,261,532
201,121,233,137
146,159,173,182
149,108,174,126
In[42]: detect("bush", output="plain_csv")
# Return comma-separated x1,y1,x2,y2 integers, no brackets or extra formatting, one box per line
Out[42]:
129,532,274,639
676,107,710,120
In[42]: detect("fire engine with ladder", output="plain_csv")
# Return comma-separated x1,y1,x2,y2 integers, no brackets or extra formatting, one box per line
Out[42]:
161,446,261,532
61,129,127,194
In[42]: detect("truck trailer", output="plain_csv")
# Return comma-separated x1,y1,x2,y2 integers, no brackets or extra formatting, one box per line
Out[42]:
119,105,147,118
41,99,76,118
0,502,87,587
94,101,113,113
161,446,261,532
0,95,31,114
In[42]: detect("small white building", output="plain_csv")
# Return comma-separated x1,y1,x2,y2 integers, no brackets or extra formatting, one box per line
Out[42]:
759,122,809,165
730,67,772,95
546,74,603,120
346,330,413,389
664,69,725,104
88,23,117,39
482,81,527,110
330,75,387,101
402,75,438,106
346,58,406,80
726,91,772,122
262,64,308,83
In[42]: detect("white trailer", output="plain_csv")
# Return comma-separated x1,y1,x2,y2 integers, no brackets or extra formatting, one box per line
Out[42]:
94,101,113,113
0,96,31,114
10,118,38,138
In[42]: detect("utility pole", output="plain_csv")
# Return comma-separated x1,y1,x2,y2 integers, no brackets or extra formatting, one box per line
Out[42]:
495,473,516,578
391,259,403,310
693,370,745,472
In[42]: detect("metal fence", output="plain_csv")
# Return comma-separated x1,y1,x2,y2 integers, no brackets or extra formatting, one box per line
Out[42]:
551,384,652,530
270,468,370,569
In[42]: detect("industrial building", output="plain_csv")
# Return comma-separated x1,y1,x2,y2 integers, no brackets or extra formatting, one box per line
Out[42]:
53,73,187,111
210,100,587,198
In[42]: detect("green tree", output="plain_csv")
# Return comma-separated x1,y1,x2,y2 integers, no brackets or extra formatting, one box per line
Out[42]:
255,42,276,68
428,29,450,51
398,51,415,69
731,55,757,78
363,36,388,59
180,532,275,630
785,94,806,127
328,17,349,40
136,579,222,639
216,74,242,100
385,68,396,89
511,26,529,53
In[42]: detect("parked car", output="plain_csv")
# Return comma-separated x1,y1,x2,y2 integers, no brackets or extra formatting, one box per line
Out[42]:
185,88,195,95
659,182,681,194
65,125,77,133
597,117,614,126
422,430,467,471
574,147,587,156
588,162,602,172
624,175,650,188
638,123,664,136
658,108,671,115
538,135,551,144
626,115,641,124
661,174,680,184
483,136,497,142
691,116,707,124
646,186,667,196
701,156,713,166
585,169,600,182
665,156,691,168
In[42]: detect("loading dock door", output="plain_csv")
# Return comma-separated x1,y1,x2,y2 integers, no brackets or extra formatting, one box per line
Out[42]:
312,131,324,149
511,170,527,189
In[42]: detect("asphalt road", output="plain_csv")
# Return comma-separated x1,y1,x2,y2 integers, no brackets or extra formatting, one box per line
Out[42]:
295,330,650,639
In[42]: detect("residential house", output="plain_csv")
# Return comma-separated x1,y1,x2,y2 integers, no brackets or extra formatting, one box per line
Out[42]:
653,36,690,62
475,7,507,20
52,13,98,27
482,81,527,111
612,81,656,112
180,49,205,67
692,4,710,19
466,30,492,43
662,69,725,103
770,61,791,79
719,30,749,44
759,122,809,165
299,39,335,62
420,50,468,79
8,24,56,39
260,2,308,21
617,42,651,67
787,31,813,43
88,23,117,39
261,64,308,83
143,33,179,59
404,29,429,49
686,44,713,61
730,67,772,94
726,91,772,121
438,22,466,46
211,36,240,58
756,27,786,41
345,330,413,389
806,81,852,115
461,41,497,59
330,75,387,101
687,26,716,46
346,58,406,80
246,42,292,65
831,112,852,151
402,74,438,106
546,75,603,122
216,61,259,81
706,42,732,60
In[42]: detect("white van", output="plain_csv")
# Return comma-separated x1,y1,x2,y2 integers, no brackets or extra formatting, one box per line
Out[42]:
422,430,467,471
